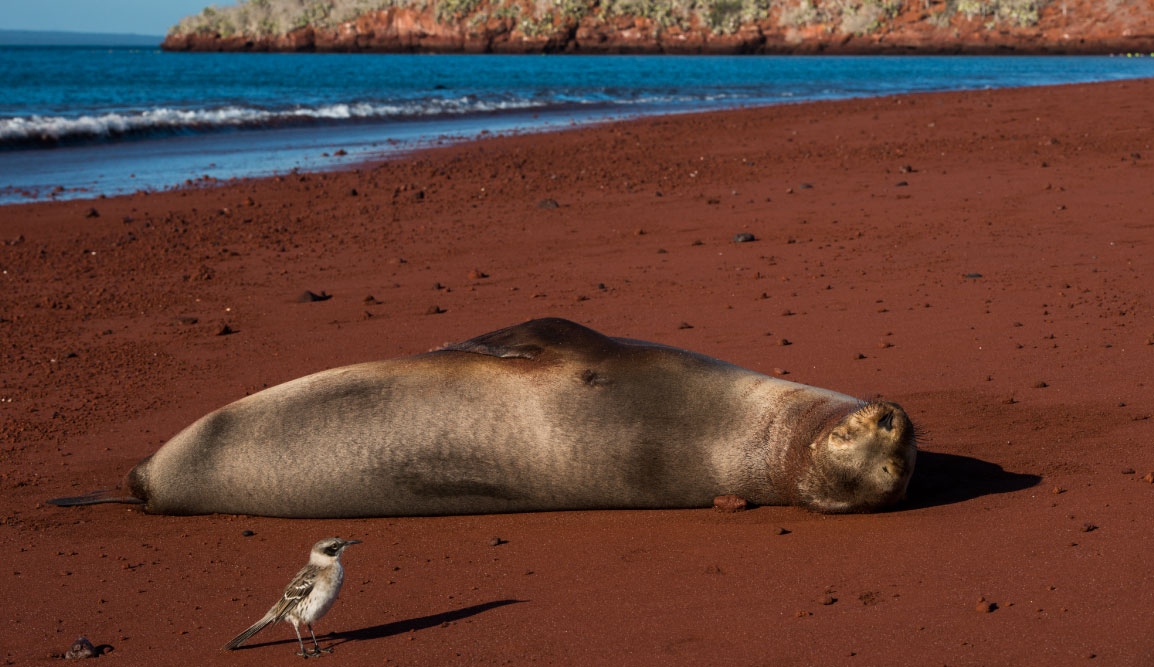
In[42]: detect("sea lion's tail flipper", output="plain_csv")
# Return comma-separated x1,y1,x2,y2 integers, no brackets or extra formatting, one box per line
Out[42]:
47,489,145,507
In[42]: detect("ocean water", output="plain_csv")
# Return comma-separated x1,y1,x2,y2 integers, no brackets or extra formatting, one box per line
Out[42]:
2,46,1153,204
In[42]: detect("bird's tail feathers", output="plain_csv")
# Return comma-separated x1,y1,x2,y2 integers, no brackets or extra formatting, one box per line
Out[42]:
223,612,277,651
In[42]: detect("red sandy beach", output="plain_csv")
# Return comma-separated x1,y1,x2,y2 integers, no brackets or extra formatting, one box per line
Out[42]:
2,78,1153,664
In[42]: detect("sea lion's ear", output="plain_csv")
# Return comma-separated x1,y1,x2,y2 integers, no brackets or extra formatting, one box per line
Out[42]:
827,428,854,449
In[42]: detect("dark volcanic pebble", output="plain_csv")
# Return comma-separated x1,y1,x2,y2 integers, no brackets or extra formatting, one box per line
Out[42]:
678,322,694,329
733,232,757,243
64,637,97,659
84,208,100,219
537,198,559,209
975,600,997,613
1080,523,1098,533
425,305,446,315
241,530,254,537
363,295,382,305
712,494,748,512
1121,467,1135,475
772,527,789,536
468,268,489,280
216,324,236,336
488,537,504,547
175,316,198,325
820,595,837,606
296,290,332,302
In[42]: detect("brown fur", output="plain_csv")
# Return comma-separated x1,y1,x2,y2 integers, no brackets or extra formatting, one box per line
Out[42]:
53,318,916,517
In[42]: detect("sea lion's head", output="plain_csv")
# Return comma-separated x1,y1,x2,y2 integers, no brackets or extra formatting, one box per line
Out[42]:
799,400,917,513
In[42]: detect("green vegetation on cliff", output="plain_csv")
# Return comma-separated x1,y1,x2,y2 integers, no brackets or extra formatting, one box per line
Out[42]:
170,0,1053,39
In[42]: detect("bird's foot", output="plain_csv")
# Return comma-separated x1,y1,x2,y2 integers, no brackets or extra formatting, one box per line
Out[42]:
316,647,334,654
297,650,317,658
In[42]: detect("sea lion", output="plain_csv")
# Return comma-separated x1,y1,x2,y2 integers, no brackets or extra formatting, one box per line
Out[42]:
51,318,916,517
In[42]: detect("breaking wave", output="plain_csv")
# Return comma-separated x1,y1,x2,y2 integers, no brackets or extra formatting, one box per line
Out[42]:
0,91,743,149
0,97,554,148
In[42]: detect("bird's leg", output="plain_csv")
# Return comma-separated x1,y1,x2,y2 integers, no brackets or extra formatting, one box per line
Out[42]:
309,624,333,654
293,622,313,658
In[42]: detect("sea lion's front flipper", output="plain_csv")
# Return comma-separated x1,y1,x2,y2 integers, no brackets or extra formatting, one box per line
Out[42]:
439,318,617,362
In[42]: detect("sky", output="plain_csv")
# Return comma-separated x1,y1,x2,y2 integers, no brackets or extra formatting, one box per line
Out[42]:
3,0,223,36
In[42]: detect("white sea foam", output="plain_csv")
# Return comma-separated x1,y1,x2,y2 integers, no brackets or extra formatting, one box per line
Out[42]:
0,97,559,145
0,90,754,146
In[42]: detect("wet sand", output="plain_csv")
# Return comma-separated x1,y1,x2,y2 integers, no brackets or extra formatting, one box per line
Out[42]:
2,77,1153,664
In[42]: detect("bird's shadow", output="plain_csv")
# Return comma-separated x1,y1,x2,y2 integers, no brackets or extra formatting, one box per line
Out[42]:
235,599,524,652
897,450,1041,511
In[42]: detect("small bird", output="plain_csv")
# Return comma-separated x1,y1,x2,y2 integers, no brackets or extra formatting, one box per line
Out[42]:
224,537,361,657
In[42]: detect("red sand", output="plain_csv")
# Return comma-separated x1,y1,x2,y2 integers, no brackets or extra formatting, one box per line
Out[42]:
3,78,1153,665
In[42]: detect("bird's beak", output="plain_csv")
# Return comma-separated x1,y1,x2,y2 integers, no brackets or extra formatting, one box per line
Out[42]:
343,539,362,546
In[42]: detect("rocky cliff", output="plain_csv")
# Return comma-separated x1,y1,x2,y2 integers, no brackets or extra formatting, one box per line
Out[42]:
162,0,1154,55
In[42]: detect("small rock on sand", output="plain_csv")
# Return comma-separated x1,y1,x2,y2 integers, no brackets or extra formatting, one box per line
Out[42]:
733,233,756,243
296,290,332,302
712,494,747,512
64,637,97,659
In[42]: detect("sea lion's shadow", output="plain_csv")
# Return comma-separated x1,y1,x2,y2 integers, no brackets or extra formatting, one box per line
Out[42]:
898,451,1041,511
235,599,524,651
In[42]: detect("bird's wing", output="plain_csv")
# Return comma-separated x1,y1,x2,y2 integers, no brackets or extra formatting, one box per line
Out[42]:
270,564,319,622
222,564,319,651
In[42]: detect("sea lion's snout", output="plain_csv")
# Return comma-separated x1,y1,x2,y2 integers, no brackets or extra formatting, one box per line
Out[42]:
805,401,917,513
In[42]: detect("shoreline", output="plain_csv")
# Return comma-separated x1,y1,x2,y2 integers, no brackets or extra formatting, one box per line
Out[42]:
3,77,1154,664
6,59,1154,207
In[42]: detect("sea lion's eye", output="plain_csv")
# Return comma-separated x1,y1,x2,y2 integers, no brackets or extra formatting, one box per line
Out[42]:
877,412,894,431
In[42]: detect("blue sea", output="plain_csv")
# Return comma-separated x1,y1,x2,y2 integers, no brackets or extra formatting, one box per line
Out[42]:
2,46,1153,204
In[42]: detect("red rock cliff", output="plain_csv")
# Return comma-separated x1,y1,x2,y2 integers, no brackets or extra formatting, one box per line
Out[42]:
162,0,1154,55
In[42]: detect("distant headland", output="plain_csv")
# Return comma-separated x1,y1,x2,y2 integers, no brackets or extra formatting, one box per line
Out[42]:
161,0,1154,55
